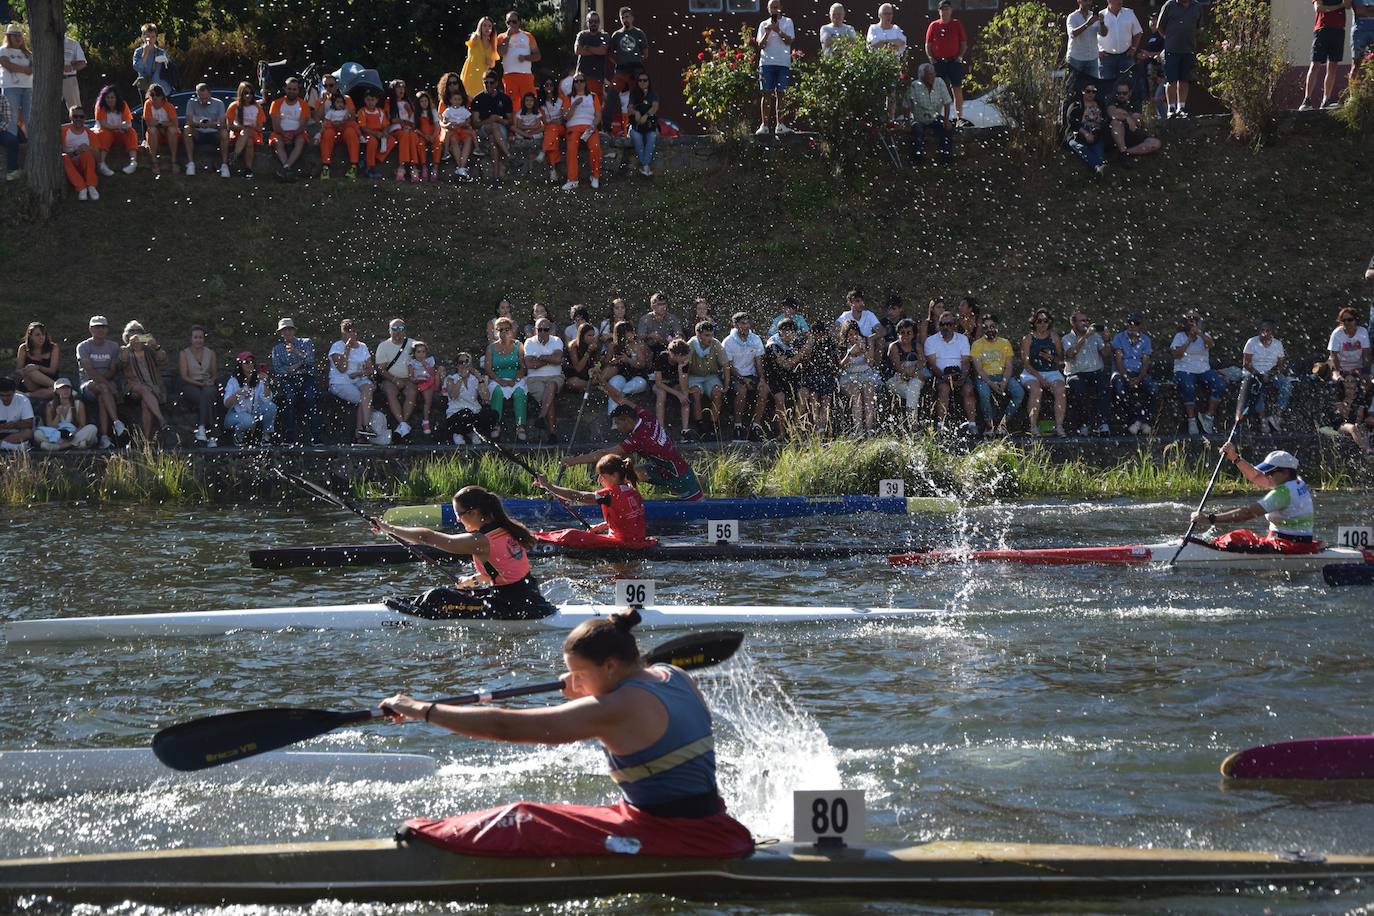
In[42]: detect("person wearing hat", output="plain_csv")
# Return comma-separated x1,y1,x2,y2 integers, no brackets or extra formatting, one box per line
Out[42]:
76,315,127,448
223,351,277,445
270,318,320,444
1190,446,1318,554
0,376,34,451
0,23,33,134
37,379,98,450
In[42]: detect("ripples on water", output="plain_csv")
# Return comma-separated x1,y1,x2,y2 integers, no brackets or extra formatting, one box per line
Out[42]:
1,495,1372,914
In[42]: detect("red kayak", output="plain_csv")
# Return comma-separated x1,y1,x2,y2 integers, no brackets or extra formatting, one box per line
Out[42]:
888,546,1155,567
1221,736,1374,780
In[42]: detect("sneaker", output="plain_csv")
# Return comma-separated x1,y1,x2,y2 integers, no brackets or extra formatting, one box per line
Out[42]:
1298,100,1313,111
1175,109,1189,119
1076,425,1089,437
395,421,412,439
243,169,254,179
536,150,546,163
205,437,217,448
122,160,138,174
4,168,21,181
1269,416,1282,432
590,177,599,189
421,420,432,434
395,167,406,181
185,162,195,176
321,166,332,181
561,180,577,191
639,164,652,177
275,165,289,179
733,424,747,442
78,187,89,201
356,427,376,440
1199,413,1214,434
1097,423,1111,435
220,163,231,178
112,420,128,438
194,425,208,444
955,117,974,128
1127,420,1141,435
515,426,527,442
88,187,100,201
755,124,772,136
682,428,698,442
98,163,115,176
1188,417,1200,437
346,166,358,179
549,166,558,182
366,168,381,179
99,435,113,449
1322,98,1340,109
408,166,419,182
774,122,794,135
452,433,464,446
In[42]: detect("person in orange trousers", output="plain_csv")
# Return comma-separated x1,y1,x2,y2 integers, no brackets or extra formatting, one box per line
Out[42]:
414,90,443,181
357,89,388,177
225,81,266,178
384,79,421,182
141,84,180,174
61,107,100,200
560,77,602,189
90,86,138,175
537,76,566,182
317,89,359,178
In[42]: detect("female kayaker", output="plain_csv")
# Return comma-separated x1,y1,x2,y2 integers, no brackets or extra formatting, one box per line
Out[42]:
383,609,755,858
532,454,656,549
375,485,555,620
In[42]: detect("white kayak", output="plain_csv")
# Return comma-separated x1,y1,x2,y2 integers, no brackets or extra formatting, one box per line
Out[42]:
0,749,438,795
4,603,938,644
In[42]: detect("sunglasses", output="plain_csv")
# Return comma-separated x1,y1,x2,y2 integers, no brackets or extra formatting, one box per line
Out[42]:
637,77,650,82
1034,318,1050,324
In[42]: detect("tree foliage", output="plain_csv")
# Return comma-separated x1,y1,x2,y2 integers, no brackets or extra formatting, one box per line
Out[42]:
1200,0,1289,147
972,1,1063,158
682,26,760,139
793,38,903,171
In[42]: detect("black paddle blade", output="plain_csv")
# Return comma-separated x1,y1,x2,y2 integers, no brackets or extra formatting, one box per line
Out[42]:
645,630,744,671
151,707,369,771
1324,563,1374,587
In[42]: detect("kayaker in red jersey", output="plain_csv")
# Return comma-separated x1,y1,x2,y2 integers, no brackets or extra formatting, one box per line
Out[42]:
382,609,755,858
561,378,704,501
533,454,657,549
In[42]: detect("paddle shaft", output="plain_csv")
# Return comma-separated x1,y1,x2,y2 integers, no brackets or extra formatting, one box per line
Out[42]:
1168,381,1248,567
555,387,591,486
475,431,593,530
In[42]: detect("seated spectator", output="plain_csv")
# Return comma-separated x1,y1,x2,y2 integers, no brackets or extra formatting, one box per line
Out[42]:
439,82,474,180
722,311,769,441
36,378,97,450
415,90,443,181
271,318,320,445
801,319,842,434
769,295,811,336
328,319,377,441
538,75,566,183
765,319,811,438
1020,309,1067,437
118,320,168,440
1241,319,1290,433
375,318,417,440
77,315,126,448
409,341,442,435
268,77,312,179
512,90,543,145
91,86,138,176
604,319,651,416
487,298,517,344
653,337,694,438
0,376,34,451
835,288,882,365
1111,312,1156,435
1104,80,1161,164
383,79,423,183
687,320,728,437
524,318,565,443
472,70,513,184
628,71,660,178
357,88,388,179
878,293,908,344
141,84,180,176
638,293,683,351
971,313,1024,435
226,81,266,179
1063,84,1107,175
955,295,980,339
486,316,529,440
887,317,926,428
223,352,277,445
0,93,18,182
692,297,715,328
182,83,231,177
1062,311,1111,436
177,324,218,446
904,63,953,166
565,304,593,343
522,302,550,339
839,319,879,436
443,352,498,445
565,322,600,396
1170,311,1226,436
1328,307,1371,413
560,74,603,191
17,321,59,405
924,311,976,431
600,297,631,342
60,105,100,199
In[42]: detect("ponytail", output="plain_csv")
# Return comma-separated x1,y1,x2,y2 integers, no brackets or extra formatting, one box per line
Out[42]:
562,608,642,664
595,453,639,486
452,485,537,549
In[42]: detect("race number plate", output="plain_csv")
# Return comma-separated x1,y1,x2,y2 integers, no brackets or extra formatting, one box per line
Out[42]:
708,520,740,544
613,578,655,607
1337,526,1373,550
793,790,866,845
879,479,905,498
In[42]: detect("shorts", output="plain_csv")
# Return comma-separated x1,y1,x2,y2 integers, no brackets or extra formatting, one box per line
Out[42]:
442,125,474,143
728,373,764,394
330,377,371,404
1162,51,1195,83
644,462,704,501
1313,27,1345,63
687,374,722,397
270,130,306,145
1020,370,1065,386
526,375,564,401
933,57,965,88
1354,28,1374,60
759,64,791,93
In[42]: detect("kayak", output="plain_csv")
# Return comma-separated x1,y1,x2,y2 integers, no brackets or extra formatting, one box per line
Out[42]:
888,541,1365,572
0,749,437,795
382,494,956,528
4,603,938,644
4,836,1372,905
1220,735,1374,780
1323,563,1374,587
249,540,918,570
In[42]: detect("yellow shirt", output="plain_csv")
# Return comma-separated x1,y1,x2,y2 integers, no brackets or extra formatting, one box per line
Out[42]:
461,35,499,98
971,336,1013,376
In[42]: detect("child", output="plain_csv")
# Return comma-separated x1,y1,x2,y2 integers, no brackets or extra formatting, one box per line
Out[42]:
410,341,443,435
443,352,497,445
142,84,180,175
319,89,359,179
538,76,565,182
357,89,388,179
61,107,100,200
440,84,475,180
414,90,443,181
37,378,98,450
512,91,543,141
385,79,420,182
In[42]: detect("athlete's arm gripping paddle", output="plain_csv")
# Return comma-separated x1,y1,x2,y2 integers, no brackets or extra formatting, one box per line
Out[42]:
151,630,744,771
474,430,593,530
1168,385,1249,567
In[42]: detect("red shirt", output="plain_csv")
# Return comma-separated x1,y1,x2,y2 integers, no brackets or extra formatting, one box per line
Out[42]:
925,18,967,58
1315,2,1346,30
596,483,649,545
621,406,689,477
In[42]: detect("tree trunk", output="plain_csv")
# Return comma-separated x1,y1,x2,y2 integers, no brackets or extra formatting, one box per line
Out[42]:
21,0,65,217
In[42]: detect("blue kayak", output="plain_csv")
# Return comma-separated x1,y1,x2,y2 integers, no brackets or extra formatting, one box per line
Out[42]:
1323,563,1374,587
382,494,956,528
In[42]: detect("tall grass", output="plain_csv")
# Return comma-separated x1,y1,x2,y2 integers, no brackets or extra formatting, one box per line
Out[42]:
94,444,208,503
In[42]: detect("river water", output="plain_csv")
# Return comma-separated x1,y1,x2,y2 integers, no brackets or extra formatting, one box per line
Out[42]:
1,494,1372,914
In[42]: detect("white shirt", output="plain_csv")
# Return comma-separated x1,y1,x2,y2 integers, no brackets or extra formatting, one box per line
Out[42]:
63,37,86,76
441,105,471,129
275,98,309,132
866,23,908,54
328,339,371,386
924,332,970,372
501,30,534,75
223,376,269,414
1170,332,1211,373
1099,6,1143,54
564,93,597,128
1329,325,1371,371
1243,336,1285,375
445,373,482,416
756,16,797,67
722,330,765,376
820,22,857,53
62,126,92,152
1061,330,1105,374
1066,10,1100,62
0,392,34,424
835,308,881,338
0,46,33,90
523,334,564,379
324,106,351,125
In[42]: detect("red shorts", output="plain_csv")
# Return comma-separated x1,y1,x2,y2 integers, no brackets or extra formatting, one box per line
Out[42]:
1212,529,1322,554
404,799,754,858
536,528,657,549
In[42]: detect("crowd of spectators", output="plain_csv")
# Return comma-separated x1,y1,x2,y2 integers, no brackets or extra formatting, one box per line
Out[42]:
6,286,1373,454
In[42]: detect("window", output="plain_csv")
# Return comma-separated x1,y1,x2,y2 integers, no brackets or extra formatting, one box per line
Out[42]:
929,0,999,8
727,0,760,11
689,0,723,11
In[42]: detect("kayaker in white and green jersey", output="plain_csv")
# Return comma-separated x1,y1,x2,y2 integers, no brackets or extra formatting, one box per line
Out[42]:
1191,446,1318,553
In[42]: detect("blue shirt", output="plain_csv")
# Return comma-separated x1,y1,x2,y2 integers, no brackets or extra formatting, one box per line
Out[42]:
1112,331,1152,374
604,666,717,809
768,312,810,336
132,44,173,93
271,337,315,376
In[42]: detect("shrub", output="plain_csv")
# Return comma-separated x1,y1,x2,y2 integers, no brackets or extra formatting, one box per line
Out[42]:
970,1,1064,158
1200,0,1288,147
1335,51,1374,138
793,37,903,171
683,26,760,139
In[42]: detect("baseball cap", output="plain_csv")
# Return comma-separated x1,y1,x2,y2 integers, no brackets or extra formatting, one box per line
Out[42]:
54,377,73,390
277,317,296,331
89,315,109,327
1125,311,1144,322
4,23,22,35
0,377,15,392
1255,450,1299,474
236,350,254,361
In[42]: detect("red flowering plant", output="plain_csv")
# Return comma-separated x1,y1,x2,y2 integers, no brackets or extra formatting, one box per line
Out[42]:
792,35,903,170
1199,0,1286,147
683,26,761,138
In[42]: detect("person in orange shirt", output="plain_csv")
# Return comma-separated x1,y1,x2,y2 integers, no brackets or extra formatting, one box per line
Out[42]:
317,88,359,179
140,83,180,175
225,81,266,178
61,105,100,200
496,11,541,102
560,75,602,191
268,76,311,178
384,79,421,182
439,83,475,180
356,88,387,179
537,76,566,183
414,89,443,181
90,86,138,176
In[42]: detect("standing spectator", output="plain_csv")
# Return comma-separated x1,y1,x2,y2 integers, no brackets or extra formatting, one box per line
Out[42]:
141,84,180,176
687,320,728,437
652,338,693,437
524,318,565,443
756,0,797,135
1302,0,1348,109
375,318,417,440
270,318,319,445
1169,312,1226,436
925,0,971,127
839,319,879,435
1111,312,1156,435
473,71,514,183
177,324,218,446
723,312,770,440
497,11,541,103
628,71,659,176
971,313,1024,435
924,311,976,430
37,378,97,451
328,319,376,441
637,293,683,350
769,296,811,335
611,7,650,92
538,76,566,182
408,342,441,434
868,3,908,55
0,93,18,181
0,377,33,451
1154,0,1206,118
443,352,498,446
904,63,953,166
0,23,32,131
182,83,231,177
132,23,174,95
1241,320,1291,433
60,105,98,197
222,353,276,445
16,321,59,404
1066,0,1106,96
560,75,603,190
92,86,139,176
604,320,651,416
887,317,926,428
63,31,87,114
1062,311,1112,435
1104,80,1162,162
461,17,498,99
268,77,311,178
1328,307,1372,413
820,3,857,54
226,81,265,179
834,288,881,363
1020,309,1068,437
565,322,600,395
118,321,169,440
1098,0,1144,91
1064,84,1107,174
575,10,611,100
765,319,810,437
486,316,529,441
78,316,126,448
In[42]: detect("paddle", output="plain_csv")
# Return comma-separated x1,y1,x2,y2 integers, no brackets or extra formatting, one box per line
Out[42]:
555,385,592,485
1168,384,1249,567
152,630,745,771
474,430,593,530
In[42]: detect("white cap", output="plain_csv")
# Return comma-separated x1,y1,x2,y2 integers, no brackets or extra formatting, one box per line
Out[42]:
1255,450,1299,473
277,318,296,331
